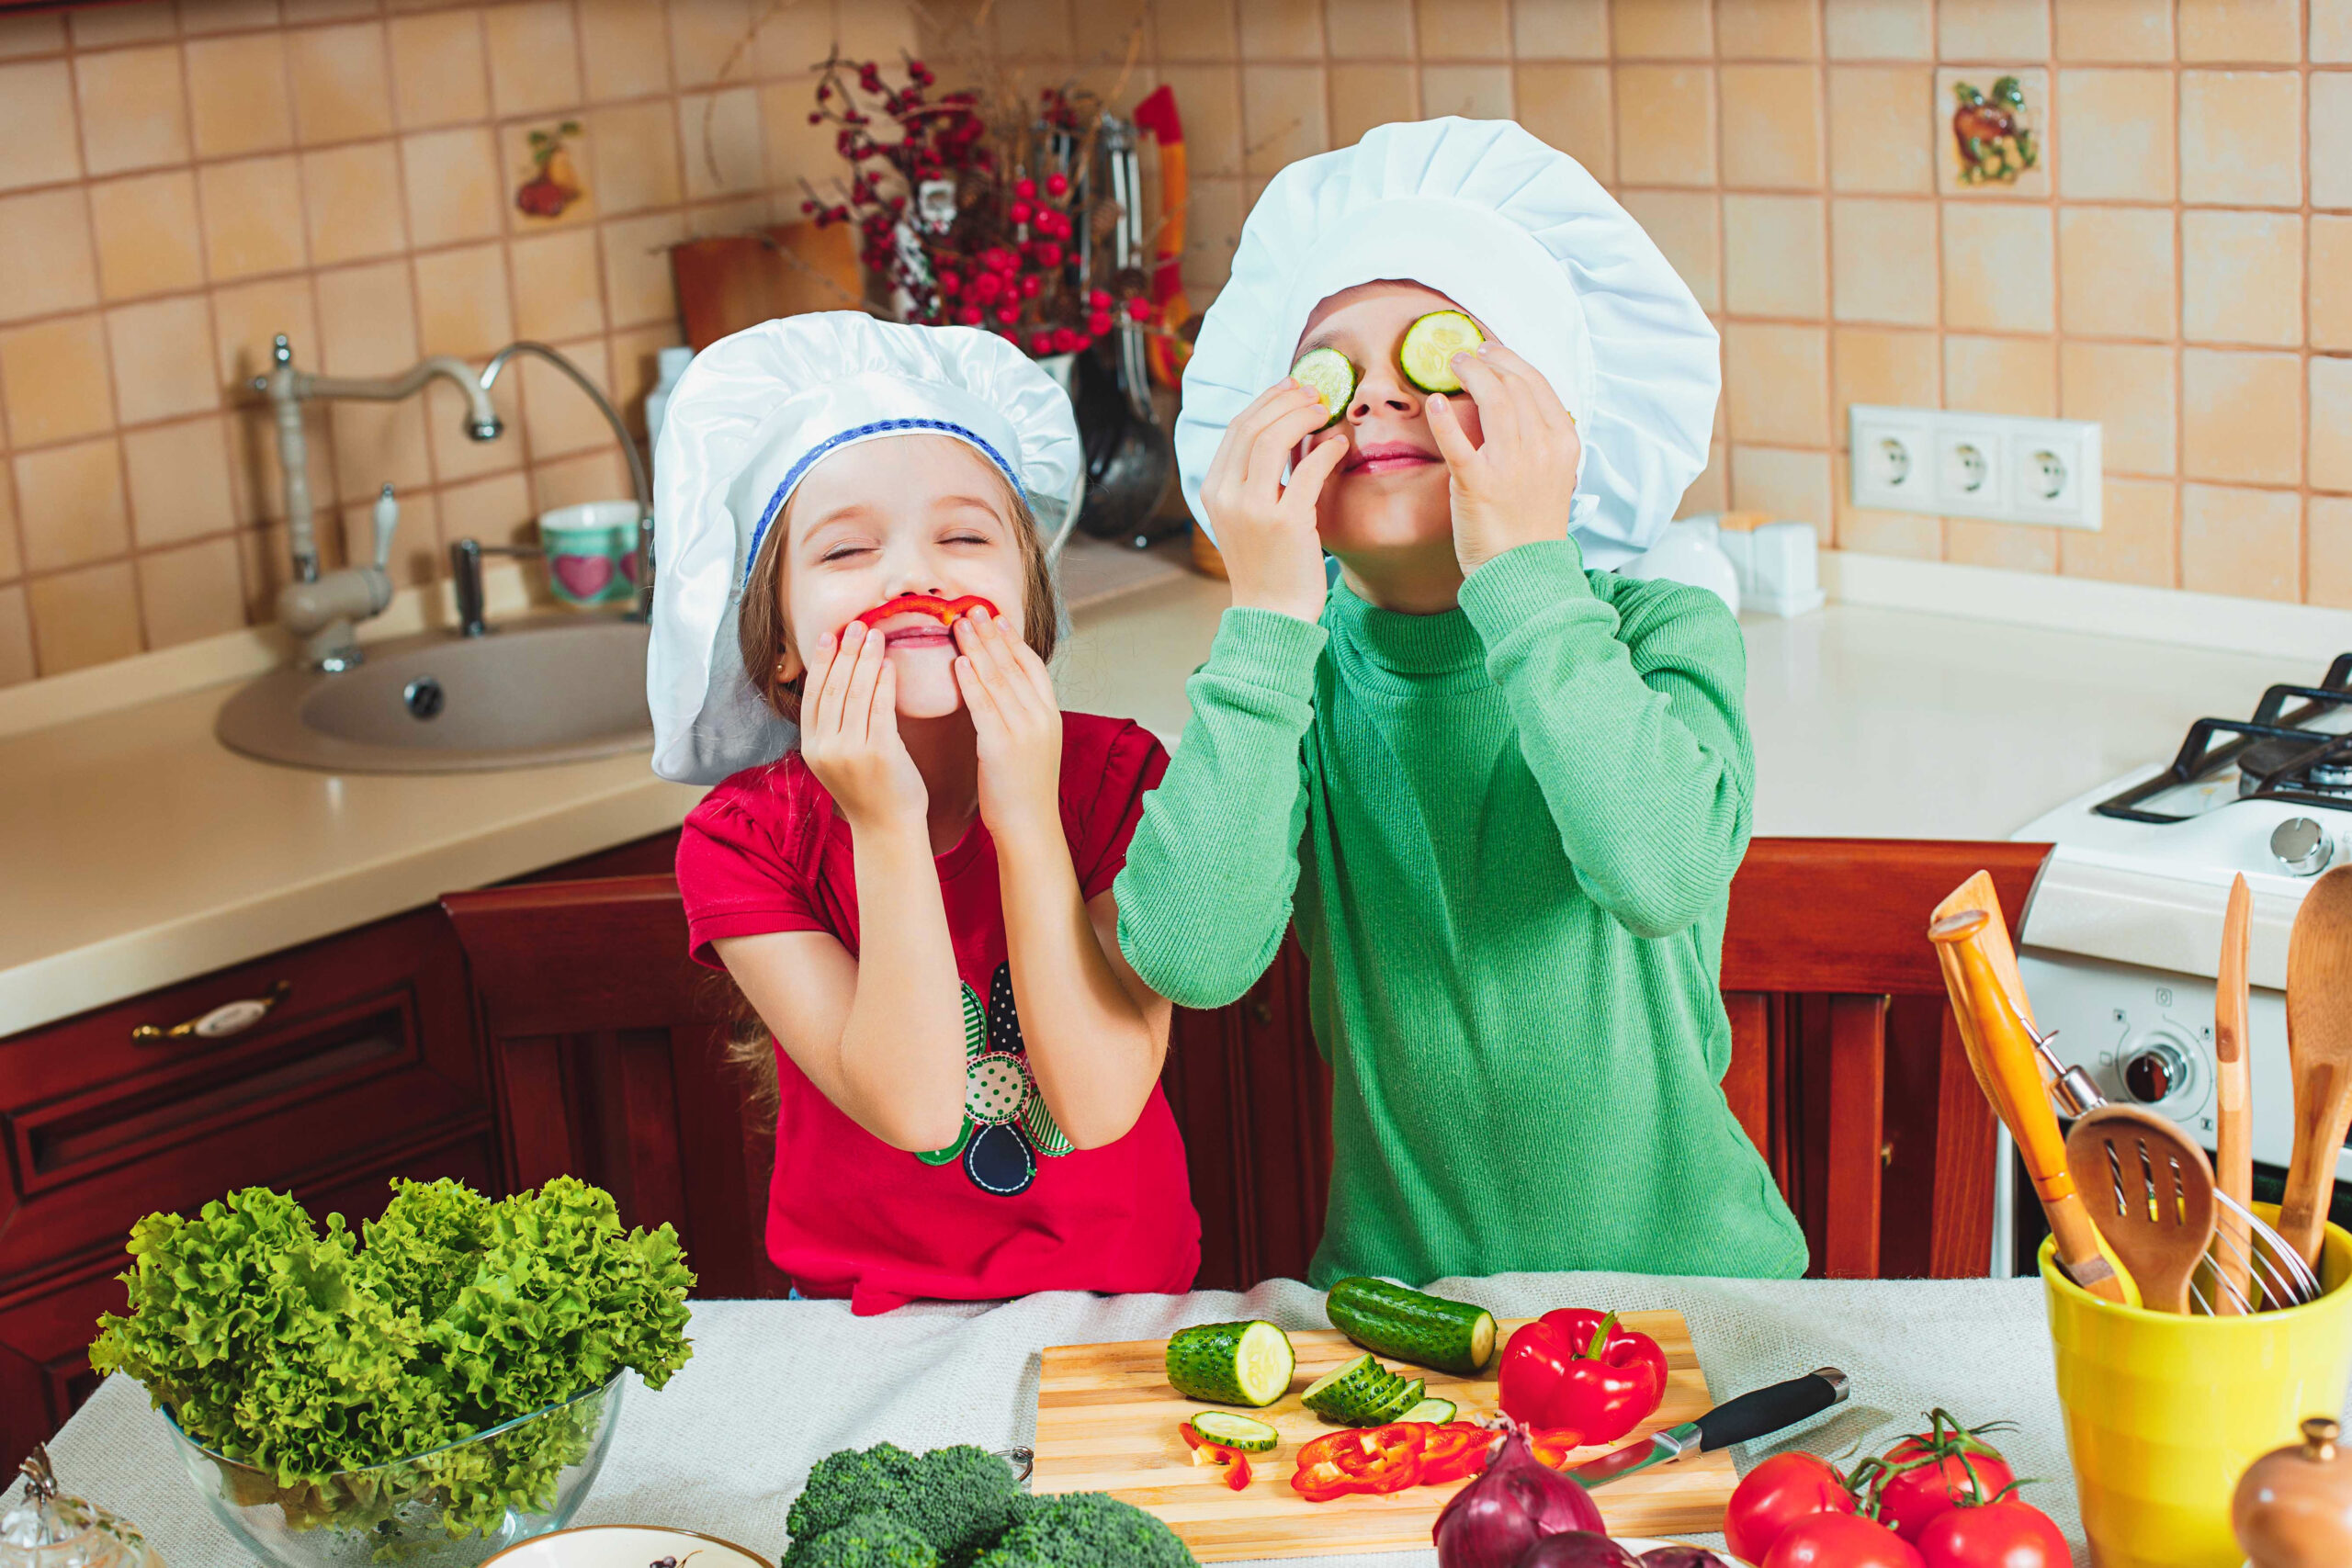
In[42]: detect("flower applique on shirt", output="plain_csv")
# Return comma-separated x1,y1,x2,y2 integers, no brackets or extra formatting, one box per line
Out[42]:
915,960,1072,1195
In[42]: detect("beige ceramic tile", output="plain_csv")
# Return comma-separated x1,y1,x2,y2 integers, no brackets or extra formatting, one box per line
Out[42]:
759,76,833,191
2182,483,2301,602
313,257,419,374
28,561,142,673
528,446,631,513
0,315,116,446
185,0,286,35
596,212,680,332
1512,0,1607,57
2182,348,2303,485
577,0,670,101
138,535,249,647
1160,64,1245,180
1238,0,1323,56
107,296,221,423
122,416,236,547
1833,326,1939,423
209,276,319,392
198,156,311,279
2321,0,2352,62
1935,67,2049,198
412,242,514,357
662,0,749,86
1613,0,1711,57
328,397,432,501
0,587,31,688
0,189,98,324
435,468,534,554
71,48,187,176
1723,194,1825,317
994,0,1072,62
2182,211,2302,349
587,100,683,215
1619,190,1720,310
1721,64,1822,189
401,127,503,245
1724,321,1830,445
288,22,394,144
1414,0,1510,57
1828,66,1933,194
511,230,606,341
2178,0,2298,63
2180,72,2301,209
1939,0,2048,60
1420,63,1510,118
0,14,67,59
1837,497,1942,556
834,0,916,65
2060,341,2174,474
1941,203,2052,333
2313,497,2352,608
1828,197,1936,325
301,141,411,265
71,0,174,46
1945,518,2056,572
1715,0,1818,58
1180,175,1243,293
1945,333,2056,417
87,172,205,300
2313,357,2352,492
2057,205,2173,339
389,9,489,129
15,438,130,571
606,321,679,438
2316,217,2352,352
0,468,17,581
2314,74,2352,211
187,32,296,157
1334,63,1421,148
1157,0,1238,60
1069,0,1148,61
1824,0,1930,59
1242,65,1330,176
1730,445,1834,525
1679,442,1729,518
2060,475,2175,586
2052,0,2169,62
485,0,582,118
678,88,763,201
1515,63,1611,177
2056,69,2173,202
1326,0,1411,57
284,0,381,23
1617,65,1716,186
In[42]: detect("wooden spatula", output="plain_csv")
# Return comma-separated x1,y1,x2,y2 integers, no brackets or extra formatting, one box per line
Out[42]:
2215,874,2253,1313
2066,1104,2219,1314
2278,864,2352,1268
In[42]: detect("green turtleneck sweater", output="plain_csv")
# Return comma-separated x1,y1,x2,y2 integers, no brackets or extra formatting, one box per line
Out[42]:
1114,538,1808,1287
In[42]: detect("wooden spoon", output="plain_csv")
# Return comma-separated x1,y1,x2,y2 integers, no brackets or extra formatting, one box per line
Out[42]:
2278,864,2352,1269
2216,874,2254,1313
2066,1104,2219,1314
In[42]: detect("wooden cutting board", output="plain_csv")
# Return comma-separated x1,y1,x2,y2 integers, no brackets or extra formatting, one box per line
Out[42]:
1033,1312,1734,1561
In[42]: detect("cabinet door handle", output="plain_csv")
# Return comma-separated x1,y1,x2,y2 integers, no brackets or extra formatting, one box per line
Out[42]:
132,980,292,1043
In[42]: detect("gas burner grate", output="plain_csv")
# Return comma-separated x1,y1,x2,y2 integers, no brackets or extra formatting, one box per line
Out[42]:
2097,653,2352,823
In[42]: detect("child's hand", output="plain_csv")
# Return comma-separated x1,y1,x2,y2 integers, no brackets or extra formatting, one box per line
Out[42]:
1426,341,1584,575
799,621,928,830
1199,379,1348,623
953,607,1064,844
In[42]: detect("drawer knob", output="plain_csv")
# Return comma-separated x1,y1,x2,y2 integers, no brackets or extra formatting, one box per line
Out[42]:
131,979,292,1043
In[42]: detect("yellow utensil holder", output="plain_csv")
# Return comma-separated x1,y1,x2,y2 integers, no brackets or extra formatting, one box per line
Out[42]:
2041,1208,2352,1568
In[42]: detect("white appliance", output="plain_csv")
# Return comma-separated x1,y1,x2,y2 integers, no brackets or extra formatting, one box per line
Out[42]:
1996,654,2352,1275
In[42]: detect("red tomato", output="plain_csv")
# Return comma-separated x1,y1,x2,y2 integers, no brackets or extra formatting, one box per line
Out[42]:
1872,1435,2017,1543
1914,1500,2068,1568
1727,1452,1859,1564
1763,1513,1926,1568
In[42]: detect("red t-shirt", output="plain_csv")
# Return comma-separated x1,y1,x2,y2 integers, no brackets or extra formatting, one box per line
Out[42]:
675,712,1200,1314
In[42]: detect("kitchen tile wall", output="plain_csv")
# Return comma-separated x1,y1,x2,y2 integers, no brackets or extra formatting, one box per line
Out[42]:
0,0,2347,687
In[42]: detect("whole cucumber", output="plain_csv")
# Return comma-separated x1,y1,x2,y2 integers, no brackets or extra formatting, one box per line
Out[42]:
1326,1277,1498,1376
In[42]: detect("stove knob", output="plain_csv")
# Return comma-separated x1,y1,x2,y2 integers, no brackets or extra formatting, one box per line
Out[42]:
2272,817,2335,877
2123,1041,2187,1105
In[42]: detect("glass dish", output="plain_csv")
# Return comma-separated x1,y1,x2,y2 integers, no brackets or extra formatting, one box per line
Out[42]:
161,1376,625,1568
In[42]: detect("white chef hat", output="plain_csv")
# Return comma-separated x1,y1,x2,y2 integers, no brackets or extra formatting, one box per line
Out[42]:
648,311,1083,784
1175,117,1718,569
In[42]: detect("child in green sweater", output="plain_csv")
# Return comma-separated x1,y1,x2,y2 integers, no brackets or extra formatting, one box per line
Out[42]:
1116,118,1809,1287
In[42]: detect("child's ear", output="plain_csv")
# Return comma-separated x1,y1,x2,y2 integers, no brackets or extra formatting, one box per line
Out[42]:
775,641,805,686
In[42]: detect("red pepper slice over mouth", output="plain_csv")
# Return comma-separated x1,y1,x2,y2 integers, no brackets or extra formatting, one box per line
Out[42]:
853,592,998,631
1498,1308,1668,1447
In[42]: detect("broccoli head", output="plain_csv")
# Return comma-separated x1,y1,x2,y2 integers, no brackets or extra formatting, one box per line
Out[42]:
968,1492,1195,1568
792,1511,939,1568
784,1443,1021,1568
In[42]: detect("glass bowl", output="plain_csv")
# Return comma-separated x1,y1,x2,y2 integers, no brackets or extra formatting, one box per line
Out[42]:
160,1376,625,1568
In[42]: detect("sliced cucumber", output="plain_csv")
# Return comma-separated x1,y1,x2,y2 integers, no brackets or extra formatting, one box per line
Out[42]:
1363,1376,1426,1426
1402,1397,1457,1425
1166,1321,1295,1407
1188,1412,1279,1453
1301,1354,1402,1424
1288,346,1357,429
1398,310,1486,394
1326,1277,1499,1377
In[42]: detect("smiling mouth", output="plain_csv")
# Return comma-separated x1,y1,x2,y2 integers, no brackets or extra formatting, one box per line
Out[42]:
1344,444,1440,476
873,620,955,649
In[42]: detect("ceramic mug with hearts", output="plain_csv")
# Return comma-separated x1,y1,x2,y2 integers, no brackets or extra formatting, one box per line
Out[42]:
537,502,642,609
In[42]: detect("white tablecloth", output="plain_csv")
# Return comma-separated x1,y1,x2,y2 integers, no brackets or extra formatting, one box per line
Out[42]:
8,1274,2081,1567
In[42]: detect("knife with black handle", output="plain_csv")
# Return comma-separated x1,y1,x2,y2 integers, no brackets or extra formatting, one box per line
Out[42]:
1568,1368,1849,1489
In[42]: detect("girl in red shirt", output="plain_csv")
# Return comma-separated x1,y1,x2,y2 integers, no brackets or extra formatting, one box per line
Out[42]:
650,315,1199,1313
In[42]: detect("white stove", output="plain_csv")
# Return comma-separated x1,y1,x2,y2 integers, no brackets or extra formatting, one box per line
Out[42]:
1997,654,2352,1275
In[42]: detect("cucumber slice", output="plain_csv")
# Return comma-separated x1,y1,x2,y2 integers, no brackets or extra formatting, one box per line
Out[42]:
1288,346,1357,429
1300,1354,1399,1422
1402,1398,1457,1425
1326,1277,1500,1376
1398,310,1486,394
1362,1376,1425,1426
1166,1321,1296,1407
1188,1412,1279,1452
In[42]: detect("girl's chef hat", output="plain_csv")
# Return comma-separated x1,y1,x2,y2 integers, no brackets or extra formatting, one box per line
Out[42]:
648,310,1082,784
1175,117,1718,568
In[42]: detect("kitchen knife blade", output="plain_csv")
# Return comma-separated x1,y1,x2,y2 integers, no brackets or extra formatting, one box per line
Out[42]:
1567,1368,1849,1490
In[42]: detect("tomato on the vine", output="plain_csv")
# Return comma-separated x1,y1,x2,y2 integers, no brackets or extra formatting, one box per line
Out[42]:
1914,1499,2067,1568
1763,1513,1926,1568
1727,1452,1859,1564
1859,1413,2017,1543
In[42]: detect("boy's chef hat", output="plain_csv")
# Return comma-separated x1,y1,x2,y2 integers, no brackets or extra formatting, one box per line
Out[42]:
1175,117,1718,569
648,311,1082,784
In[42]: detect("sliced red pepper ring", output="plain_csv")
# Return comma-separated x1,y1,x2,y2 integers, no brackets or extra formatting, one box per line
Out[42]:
854,592,998,630
1291,1423,1426,1501
1178,1420,1252,1491
1417,1422,1497,1485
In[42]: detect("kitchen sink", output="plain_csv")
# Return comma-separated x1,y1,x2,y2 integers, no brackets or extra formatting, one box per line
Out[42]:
217,616,653,773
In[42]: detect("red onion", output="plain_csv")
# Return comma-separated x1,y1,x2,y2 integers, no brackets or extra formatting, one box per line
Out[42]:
1637,1549,1733,1568
1431,1427,1607,1568
1514,1532,1641,1568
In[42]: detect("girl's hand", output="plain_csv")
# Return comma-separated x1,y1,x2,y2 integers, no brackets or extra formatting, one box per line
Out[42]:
1199,378,1348,623
1426,340,1584,575
954,607,1064,844
799,621,927,830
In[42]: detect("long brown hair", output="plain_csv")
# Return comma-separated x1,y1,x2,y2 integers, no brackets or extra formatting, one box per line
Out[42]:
722,453,1064,1122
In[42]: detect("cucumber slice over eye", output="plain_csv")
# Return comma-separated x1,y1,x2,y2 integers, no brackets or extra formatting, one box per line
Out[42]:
1188,1412,1280,1452
1398,310,1486,394
1288,346,1357,428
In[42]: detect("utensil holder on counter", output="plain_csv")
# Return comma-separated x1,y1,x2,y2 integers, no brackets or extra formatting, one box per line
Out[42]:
2042,1207,2352,1568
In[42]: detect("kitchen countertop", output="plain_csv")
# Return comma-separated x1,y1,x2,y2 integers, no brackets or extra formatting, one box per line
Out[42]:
8,1272,2086,1567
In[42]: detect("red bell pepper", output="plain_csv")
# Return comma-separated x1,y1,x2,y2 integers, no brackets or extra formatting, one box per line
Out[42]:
1498,1309,1668,1446
1178,1420,1252,1491
854,592,997,629
1291,1423,1426,1502
1416,1422,1497,1485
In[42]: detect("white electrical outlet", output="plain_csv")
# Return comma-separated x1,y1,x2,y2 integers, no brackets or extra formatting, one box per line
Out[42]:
1849,405,2101,531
